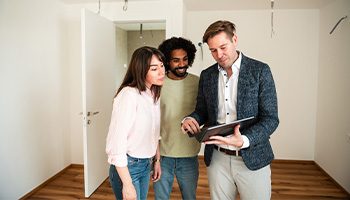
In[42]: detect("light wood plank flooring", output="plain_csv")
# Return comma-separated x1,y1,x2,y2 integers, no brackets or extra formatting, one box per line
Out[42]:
24,158,349,199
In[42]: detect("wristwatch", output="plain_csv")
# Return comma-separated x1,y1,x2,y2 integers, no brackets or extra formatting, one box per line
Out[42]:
153,157,162,162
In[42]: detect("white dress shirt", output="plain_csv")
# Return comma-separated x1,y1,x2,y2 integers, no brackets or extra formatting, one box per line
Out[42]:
217,51,250,151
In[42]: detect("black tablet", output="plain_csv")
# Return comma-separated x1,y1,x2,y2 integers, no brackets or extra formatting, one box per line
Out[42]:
187,116,256,142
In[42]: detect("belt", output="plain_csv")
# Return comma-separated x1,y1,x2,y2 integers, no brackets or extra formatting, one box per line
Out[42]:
214,145,242,156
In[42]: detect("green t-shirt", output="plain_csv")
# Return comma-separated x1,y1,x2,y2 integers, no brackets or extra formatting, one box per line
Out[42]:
159,73,201,157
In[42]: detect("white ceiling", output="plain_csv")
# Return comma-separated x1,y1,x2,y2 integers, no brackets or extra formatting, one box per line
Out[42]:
184,0,336,11
60,0,336,10
59,0,148,4
60,0,336,30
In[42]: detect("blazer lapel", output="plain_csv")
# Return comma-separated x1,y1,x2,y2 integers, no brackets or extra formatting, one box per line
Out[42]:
237,54,250,119
210,66,219,124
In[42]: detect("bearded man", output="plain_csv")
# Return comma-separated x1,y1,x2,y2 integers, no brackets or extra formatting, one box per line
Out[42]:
153,37,200,200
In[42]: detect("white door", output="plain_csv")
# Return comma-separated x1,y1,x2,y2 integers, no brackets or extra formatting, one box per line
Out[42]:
81,8,118,198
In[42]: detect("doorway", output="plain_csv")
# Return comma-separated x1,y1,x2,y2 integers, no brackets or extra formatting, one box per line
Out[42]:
114,21,166,73
81,12,166,197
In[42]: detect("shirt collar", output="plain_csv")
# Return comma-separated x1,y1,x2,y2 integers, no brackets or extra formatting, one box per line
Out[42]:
217,51,242,71
144,87,153,97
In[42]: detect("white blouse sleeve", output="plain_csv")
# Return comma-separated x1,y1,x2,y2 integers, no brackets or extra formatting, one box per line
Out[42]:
105,88,137,167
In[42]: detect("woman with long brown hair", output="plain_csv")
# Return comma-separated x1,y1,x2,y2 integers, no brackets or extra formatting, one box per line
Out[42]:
106,46,165,200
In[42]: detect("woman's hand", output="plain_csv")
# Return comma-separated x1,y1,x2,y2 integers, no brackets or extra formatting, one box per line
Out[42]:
115,166,137,200
152,161,161,182
122,183,137,200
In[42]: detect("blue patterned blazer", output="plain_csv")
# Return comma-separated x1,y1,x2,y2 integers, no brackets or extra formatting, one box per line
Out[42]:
189,53,279,171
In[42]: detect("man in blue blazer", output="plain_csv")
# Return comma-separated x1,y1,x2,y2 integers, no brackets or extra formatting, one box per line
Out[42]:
181,20,279,199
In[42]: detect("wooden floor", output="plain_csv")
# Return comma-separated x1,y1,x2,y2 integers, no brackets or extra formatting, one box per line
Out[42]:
25,158,349,200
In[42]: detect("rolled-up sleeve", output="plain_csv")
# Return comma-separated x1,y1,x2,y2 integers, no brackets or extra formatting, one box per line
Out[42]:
106,89,137,167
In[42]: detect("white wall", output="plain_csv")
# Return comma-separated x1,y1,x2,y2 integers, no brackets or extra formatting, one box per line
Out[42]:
67,5,84,164
115,25,128,86
0,0,71,199
315,0,350,193
182,0,188,37
127,30,166,62
186,9,320,159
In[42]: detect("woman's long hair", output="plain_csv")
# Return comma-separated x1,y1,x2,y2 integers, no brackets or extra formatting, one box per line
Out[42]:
114,46,165,103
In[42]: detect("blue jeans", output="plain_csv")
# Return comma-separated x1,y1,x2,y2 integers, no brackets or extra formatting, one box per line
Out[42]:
153,156,199,200
109,155,152,200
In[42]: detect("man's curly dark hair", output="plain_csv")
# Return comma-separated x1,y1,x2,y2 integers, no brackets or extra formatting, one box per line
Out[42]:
158,37,197,72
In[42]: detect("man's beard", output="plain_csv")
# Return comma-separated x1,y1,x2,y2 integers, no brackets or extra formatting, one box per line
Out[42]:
170,66,189,78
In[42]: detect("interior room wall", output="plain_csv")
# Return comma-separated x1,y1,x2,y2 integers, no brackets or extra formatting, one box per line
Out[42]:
0,0,71,199
127,30,166,63
315,0,350,193
186,9,320,158
182,1,188,37
115,26,128,87
67,5,84,165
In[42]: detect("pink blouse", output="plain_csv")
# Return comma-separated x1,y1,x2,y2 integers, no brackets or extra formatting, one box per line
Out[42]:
106,87,161,167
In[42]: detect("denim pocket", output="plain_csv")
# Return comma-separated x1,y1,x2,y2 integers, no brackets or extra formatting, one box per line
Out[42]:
127,155,140,167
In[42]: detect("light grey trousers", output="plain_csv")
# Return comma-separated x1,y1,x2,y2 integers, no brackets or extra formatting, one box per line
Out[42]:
207,148,271,200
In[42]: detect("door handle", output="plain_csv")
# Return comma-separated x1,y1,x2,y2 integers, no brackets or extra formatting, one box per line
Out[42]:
79,111,99,116
87,111,99,116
